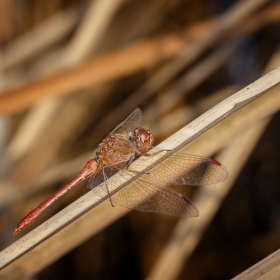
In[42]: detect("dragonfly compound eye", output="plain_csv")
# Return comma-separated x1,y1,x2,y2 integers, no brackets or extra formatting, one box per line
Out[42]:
133,127,155,151
145,129,155,145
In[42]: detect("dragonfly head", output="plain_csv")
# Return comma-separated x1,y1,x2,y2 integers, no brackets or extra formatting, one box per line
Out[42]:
133,127,155,152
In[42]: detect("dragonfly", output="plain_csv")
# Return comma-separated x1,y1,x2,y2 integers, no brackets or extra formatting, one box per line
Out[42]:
13,108,228,235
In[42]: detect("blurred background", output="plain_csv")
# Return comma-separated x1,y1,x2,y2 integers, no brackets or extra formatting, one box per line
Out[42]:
0,0,280,279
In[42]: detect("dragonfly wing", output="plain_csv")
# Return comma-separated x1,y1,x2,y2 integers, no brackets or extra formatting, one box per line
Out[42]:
129,149,228,186
91,169,198,217
87,162,128,189
110,108,142,136
87,170,104,189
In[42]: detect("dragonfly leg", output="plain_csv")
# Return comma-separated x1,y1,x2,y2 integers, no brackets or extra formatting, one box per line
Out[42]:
126,154,136,168
103,168,115,207
125,155,150,175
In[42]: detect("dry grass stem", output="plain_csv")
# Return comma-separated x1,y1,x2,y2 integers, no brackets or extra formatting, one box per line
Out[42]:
232,248,280,280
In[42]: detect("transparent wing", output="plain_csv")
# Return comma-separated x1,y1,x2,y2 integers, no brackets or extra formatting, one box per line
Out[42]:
110,108,142,136
88,147,227,217
128,148,228,186
87,162,128,189
91,171,198,217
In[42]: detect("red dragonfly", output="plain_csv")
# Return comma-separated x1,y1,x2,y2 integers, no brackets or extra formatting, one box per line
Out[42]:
13,108,228,235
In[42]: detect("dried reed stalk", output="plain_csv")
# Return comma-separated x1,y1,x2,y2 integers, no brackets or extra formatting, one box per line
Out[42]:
232,248,280,279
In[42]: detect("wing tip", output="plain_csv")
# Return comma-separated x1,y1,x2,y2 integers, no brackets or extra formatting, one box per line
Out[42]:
209,158,229,182
209,158,222,166
180,194,199,217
